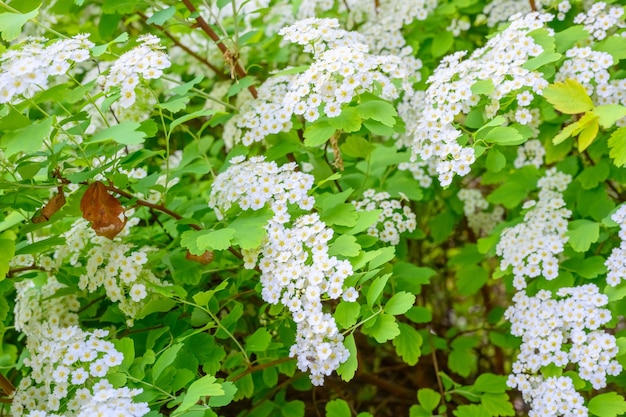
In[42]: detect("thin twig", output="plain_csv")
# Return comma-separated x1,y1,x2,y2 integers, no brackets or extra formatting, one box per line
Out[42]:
181,0,258,98
138,11,227,79
529,0,537,11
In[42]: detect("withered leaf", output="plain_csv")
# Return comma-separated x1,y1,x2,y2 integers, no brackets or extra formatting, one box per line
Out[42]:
32,191,66,223
80,181,126,240
185,250,214,265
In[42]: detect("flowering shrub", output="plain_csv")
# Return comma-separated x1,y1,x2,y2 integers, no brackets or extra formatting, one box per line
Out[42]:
1,1,626,417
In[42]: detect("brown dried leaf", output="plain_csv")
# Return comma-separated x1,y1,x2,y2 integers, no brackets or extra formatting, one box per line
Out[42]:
185,250,214,265
32,191,66,223
80,181,126,240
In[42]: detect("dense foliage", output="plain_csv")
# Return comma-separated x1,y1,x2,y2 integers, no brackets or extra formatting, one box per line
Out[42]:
1,0,626,416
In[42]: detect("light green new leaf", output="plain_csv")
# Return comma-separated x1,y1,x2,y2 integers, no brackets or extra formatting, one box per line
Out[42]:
90,122,146,145
159,96,190,113
326,399,351,417
609,127,626,167
471,79,494,95
542,79,593,114
337,334,357,381
384,292,415,316
180,229,235,255
304,121,335,147
147,6,176,25
365,313,400,343
480,393,515,416
566,219,600,252
473,373,508,393
417,388,441,413
356,100,397,127
593,104,626,129
229,209,273,249
174,375,224,415
0,8,39,41
588,392,626,417
152,343,183,382
392,323,422,365
245,328,271,352
328,107,362,132
3,117,54,158
0,238,15,281
341,135,374,158
486,148,506,172
452,404,490,417
334,301,360,329
553,112,597,147
328,234,361,257
523,51,562,71
367,274,390,307
483,127,524,146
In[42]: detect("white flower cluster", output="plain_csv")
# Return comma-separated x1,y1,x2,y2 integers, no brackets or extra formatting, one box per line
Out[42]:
447,18,471,37
514,139,546,169
605,204,626,286
556,47,614,97
480,0,570,26
209,156,315,220
56,218,166,325
505,285,621,416
496,168,571,290
209,156,356,385
98,34,171,108
574,2,625,40
409,12,552,186
226,18,411,148
352,190,417,245
12,278,149,417
508,375,586,417
0,34,93,103
458,188,504,236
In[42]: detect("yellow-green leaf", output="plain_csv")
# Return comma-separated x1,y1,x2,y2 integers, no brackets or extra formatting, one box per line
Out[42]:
542,79,593,114
608,127,626,167
577,116,599,151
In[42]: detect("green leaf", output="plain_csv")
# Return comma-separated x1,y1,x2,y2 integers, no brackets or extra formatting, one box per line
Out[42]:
453,404,490,417
431,31,454,57
229,209,273,249
363,313,400,343
0,8,39,41
393,322,422,365
245,328,271,352
174,375,224,415
328,234,361,257
480,393,514,416
542,79,594,114
593,104,626,129
337,334,357,382
367,274,390,307
470,79,494,96
2,117,54,158
304,121,335,147
170,110,216,132
577,116,599,151
473,373,508,393
89,122,146,145
281,400,305,417
576,163,610,189
328,107,362,132
356,100,397,127
180,229,235,254
448,348,476,377
152,343,183,382
341,135,374,158
486,148,506,172
325,399,351,417
159,96,190,113
595,35,626,60
457,264,488,296
147,6,176,25
334,301,360,329
566,219,600,252
384,292,415,316
227,76,256,98
609,127,626,167
0,238,15,280
588,392,626,417
417,388,441,413
320,203,359,227
555,26,589,53
405,306,432,323
483,127,524,145
522,51,562,71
